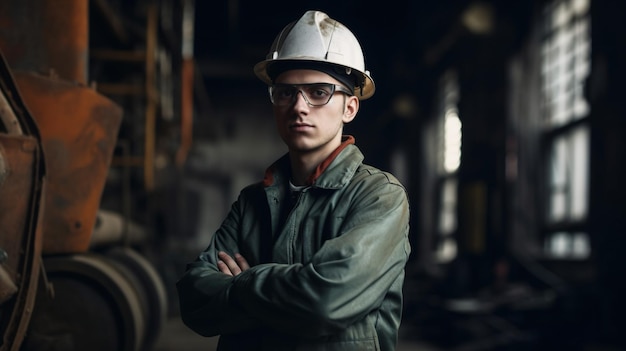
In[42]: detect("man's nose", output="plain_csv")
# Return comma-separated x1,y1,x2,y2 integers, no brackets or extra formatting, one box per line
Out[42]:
293,90,311,109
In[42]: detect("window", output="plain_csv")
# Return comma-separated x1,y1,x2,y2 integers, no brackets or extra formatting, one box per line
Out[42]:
540,0,591,259
434,70,462,263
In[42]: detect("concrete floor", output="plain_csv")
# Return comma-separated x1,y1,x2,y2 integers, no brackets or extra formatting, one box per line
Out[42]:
153,317,439,351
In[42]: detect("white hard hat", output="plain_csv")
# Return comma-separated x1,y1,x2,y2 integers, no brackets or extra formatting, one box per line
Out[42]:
254,10,375,100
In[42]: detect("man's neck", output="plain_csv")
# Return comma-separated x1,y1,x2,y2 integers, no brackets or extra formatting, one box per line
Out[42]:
287,135,354,186
289,150,327,186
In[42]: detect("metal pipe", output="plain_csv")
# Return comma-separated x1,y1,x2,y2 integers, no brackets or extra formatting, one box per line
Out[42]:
0,0,88,84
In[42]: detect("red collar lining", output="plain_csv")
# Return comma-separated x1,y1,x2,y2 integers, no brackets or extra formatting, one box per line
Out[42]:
262,135,355,187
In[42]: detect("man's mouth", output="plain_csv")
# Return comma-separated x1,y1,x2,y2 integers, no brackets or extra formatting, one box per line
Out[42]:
290,122,313,131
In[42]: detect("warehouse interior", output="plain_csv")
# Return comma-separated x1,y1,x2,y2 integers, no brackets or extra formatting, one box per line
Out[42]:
1,0,625,350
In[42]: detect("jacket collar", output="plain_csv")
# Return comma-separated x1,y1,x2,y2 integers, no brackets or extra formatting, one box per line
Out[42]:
262,135,363,189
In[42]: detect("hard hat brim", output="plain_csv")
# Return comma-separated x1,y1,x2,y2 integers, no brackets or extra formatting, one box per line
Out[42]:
254,58,375,100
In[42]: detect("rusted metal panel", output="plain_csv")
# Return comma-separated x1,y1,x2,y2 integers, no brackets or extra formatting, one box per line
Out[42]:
0,51,45,351
0,0,88,84
0,137,39,285
0,135,44,351
13,71,123,254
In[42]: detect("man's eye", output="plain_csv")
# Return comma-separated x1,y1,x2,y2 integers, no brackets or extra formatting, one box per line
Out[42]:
306,85,332,98
277,88,295,98
312,89,329,97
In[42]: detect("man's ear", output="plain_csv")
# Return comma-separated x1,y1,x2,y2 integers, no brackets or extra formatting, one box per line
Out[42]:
342,96,359,123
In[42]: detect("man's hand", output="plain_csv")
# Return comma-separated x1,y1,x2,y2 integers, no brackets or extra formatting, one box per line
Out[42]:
217,251,250,276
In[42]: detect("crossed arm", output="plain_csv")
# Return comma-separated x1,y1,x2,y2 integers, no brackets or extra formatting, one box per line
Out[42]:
177,179,411,338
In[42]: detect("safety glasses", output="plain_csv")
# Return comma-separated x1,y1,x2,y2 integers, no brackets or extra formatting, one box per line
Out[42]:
269,83,352,107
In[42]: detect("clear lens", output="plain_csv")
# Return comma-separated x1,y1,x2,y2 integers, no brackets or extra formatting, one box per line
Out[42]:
270,83,351,106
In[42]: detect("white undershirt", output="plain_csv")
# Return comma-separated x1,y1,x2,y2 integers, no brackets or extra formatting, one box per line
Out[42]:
289,181,309,193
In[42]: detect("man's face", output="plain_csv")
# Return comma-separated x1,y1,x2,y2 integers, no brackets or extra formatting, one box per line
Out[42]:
272,69,359,156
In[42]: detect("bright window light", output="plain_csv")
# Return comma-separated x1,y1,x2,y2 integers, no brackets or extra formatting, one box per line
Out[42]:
444,111,462,173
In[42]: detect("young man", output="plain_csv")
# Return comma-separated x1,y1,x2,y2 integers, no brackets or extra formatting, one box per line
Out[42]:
177,10,411,351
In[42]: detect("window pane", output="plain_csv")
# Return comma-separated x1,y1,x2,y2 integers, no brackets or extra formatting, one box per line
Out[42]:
541,0,590,128
435,237,457,264
572,232,590,258
570,126,589,219
545,232,570,258
573,17,590,117
432,69,460,264
549,137,568,222
444,112,462,173
544,232,590,259
437,70,461,175
547,125,589,223
439,178,458,234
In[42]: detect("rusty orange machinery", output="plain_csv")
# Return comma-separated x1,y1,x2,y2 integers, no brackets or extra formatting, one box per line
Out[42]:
0,59,133,351
0,0,112,255
0,1,167,351
8,73,166,351
14,71,123,255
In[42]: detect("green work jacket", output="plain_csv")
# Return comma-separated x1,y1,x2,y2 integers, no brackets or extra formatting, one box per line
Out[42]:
177,136,411,351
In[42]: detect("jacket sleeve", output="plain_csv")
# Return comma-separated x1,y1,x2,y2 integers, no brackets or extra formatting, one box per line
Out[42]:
176,195,262,337
230,177,411,338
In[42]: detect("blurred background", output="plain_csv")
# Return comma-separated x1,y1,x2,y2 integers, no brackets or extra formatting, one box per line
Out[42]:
0,0,625,350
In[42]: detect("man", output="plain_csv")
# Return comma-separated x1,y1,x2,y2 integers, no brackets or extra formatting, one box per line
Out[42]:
177,10,411,351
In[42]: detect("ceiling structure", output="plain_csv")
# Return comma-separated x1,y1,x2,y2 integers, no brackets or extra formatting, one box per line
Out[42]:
191,0,532,109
